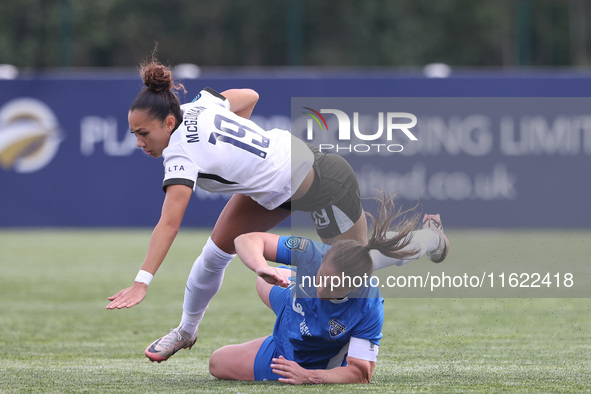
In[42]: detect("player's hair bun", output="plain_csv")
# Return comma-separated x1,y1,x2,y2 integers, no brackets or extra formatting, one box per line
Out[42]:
129,48,186,130
140,61,173,93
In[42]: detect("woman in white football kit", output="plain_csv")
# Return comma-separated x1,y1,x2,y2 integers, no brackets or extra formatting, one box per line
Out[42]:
106,58,450,363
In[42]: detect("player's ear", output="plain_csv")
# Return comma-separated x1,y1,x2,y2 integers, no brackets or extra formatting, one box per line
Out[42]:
165,115,176,134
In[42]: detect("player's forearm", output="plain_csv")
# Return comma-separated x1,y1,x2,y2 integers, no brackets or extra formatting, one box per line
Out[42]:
139,183,190,277
234,233,268,272
304,365,372,384
139,221,179,276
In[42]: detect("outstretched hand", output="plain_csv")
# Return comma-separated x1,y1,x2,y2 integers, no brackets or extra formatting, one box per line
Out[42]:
255,266,291,288
106,282,148,309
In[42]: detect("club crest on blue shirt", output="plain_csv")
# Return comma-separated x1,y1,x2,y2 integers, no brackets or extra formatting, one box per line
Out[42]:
285,236,310,252
328,318,347,338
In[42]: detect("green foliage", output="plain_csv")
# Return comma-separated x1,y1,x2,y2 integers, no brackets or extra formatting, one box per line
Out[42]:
1,229,590,392
0,0,587,68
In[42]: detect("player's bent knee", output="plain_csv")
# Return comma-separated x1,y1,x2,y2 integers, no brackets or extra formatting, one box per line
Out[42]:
209,347,229,379
209,345,254,381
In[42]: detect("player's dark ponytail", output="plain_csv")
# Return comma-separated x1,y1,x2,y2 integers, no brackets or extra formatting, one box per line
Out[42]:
326,191,419,282
365,191,420,260
129,51,185,130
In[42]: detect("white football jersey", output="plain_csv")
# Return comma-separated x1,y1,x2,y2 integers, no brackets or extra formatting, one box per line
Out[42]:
162,88,314,210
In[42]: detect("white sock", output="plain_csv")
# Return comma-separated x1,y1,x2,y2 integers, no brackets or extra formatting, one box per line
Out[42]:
371,229,439,270
180,237,235,336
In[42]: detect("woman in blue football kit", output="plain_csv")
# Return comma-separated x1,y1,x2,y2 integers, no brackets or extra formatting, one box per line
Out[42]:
209,194,423,384
106,56,450,363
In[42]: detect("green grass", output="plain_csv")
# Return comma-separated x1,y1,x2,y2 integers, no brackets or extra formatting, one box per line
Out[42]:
1,229,590,392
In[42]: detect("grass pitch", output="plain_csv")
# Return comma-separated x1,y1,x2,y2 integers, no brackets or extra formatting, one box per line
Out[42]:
0,229,590,392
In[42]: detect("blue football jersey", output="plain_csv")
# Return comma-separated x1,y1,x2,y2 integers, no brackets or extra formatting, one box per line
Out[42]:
272,236,384,369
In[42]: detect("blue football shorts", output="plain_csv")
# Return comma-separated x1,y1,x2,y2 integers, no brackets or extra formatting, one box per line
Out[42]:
253,285,290,381
280,144,363,239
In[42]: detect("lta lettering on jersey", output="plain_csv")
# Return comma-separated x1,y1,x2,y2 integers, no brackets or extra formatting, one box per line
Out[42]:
166,165,185,174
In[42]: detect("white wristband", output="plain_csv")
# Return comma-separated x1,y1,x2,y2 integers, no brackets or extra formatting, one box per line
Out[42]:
135,270,154,285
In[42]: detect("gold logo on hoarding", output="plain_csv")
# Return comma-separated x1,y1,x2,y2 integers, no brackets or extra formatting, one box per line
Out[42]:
0,98,62,173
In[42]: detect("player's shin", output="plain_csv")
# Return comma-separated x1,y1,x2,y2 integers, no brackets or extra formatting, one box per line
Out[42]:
180,237,235,336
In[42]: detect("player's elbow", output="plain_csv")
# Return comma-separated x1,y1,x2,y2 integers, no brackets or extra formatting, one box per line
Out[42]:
347,359,375,384
222,88,259,113
233,234,248,250
234,233,248,243
240,88,259,105
167,225,180,239
156,220,181,240
234,233,256,250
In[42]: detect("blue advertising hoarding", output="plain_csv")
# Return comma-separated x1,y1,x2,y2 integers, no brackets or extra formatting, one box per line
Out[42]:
1,72,590,228
291,96,591,229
